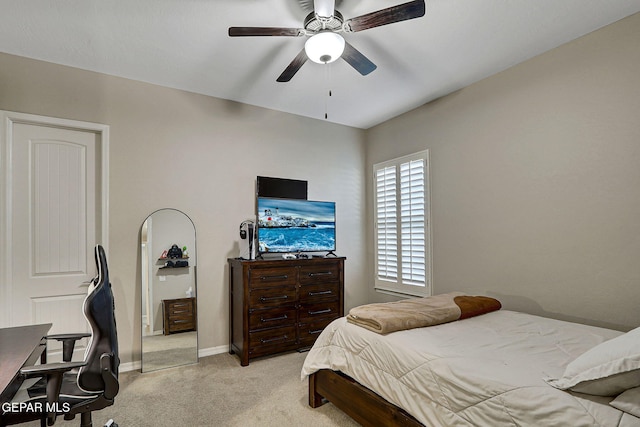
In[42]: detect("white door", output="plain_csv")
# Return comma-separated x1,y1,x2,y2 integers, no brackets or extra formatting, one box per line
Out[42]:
1,112,109,357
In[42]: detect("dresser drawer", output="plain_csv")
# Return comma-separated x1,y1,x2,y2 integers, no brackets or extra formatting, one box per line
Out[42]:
298,317,337,347
167,300,194,316
249,306,297,331
249,325,297,354
299,263,339,285
249,286,296,308
166,317,195,332
299,282,340,303
248,266,297,288
298,300,341,321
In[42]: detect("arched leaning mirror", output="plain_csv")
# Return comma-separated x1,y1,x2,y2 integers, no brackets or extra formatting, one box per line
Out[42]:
141,208,198,372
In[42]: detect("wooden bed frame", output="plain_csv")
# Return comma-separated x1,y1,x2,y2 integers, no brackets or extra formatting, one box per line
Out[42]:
309,369,424,427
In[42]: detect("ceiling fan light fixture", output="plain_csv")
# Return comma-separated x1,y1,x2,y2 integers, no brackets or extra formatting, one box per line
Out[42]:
305,32,345,64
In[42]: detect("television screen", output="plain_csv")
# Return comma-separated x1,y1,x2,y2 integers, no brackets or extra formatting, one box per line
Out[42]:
257,197,336,253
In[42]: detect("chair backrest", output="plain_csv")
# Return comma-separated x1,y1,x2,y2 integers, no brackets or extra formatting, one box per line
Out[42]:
77,245,119,393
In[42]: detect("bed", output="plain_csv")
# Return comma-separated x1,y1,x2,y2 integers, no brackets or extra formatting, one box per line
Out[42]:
301,293,640,426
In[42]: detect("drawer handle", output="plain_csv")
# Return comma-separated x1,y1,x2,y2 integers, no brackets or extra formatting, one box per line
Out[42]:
172,319,191,324
261,315,288,323
308,329,324,335
308,308,332,315
260,295,289,302
261,275,289,281
172,303,189,307
308,290,333,296
308,271,332,277
260,335,288,344
172,309,189,314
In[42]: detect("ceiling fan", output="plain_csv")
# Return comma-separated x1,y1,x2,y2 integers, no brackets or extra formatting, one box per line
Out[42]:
228,0,426,82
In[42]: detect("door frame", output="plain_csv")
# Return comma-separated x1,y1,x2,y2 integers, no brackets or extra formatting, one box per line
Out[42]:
0,111,110,327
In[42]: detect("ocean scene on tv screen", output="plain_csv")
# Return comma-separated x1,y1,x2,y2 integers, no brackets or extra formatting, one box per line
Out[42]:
257,198,336,253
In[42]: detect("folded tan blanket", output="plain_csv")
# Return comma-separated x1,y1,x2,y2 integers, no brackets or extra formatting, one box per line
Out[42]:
346,292,501,334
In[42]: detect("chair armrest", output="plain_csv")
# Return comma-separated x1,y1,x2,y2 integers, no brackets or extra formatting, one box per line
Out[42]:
20,361,86,378
45,333,91,362
19,361,86,426
46,333,91,341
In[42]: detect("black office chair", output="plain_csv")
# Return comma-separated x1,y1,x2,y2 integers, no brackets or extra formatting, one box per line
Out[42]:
1,245,119,427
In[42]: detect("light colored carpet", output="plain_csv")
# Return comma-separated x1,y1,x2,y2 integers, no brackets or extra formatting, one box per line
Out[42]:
21,351,359,426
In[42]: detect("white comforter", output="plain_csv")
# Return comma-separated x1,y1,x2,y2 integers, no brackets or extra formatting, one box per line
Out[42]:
302,310,640,427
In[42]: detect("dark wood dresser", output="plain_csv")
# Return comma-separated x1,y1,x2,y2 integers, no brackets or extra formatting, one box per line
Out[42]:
228,257,345,366
162,297,197,335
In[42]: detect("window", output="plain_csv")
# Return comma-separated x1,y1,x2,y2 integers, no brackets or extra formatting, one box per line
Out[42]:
373,150,431,297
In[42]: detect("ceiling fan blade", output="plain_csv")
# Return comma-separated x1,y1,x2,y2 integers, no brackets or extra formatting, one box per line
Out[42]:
313,0,335,18
277,49,309,82
341,42,377,76
344,0,425,33
228,27,303,37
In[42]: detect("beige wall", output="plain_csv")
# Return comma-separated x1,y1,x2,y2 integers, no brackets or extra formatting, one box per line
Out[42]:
0,53,368,364
366,13,640,331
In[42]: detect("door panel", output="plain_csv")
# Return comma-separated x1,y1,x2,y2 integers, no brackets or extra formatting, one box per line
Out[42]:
11,124,97,330
1,112,108,358
33,140,88,275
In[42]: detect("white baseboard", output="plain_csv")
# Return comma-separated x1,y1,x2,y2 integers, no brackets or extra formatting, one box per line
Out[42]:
120,360,141,372
198,344,229,358
119,344,230,372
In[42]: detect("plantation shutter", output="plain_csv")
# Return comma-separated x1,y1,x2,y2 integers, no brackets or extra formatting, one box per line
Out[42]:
400,159,426,286
375,165,398,281
374,150,430,297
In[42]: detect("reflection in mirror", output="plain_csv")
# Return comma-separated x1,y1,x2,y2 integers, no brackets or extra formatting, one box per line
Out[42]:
141,208,198,372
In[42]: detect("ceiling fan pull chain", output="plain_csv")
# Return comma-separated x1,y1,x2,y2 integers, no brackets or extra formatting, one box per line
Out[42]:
325,89,332,119
324,63,332,119
324,63,328,119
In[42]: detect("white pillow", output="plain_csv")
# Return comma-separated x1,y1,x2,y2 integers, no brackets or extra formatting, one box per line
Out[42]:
546,326,640,396
610,386,640,418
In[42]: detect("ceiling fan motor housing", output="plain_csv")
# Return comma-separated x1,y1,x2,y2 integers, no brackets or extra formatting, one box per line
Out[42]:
304,10,344,32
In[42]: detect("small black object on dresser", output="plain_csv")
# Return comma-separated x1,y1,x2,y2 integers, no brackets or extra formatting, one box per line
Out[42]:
228,257,345,366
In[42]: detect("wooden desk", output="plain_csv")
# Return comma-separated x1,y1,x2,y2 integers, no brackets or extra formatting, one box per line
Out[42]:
0,324,52,403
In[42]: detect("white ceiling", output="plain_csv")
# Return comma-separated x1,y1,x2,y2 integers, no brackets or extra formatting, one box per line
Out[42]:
2,0,639,129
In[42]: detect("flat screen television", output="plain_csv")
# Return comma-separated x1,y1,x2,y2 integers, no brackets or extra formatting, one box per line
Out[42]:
257,197,336,254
